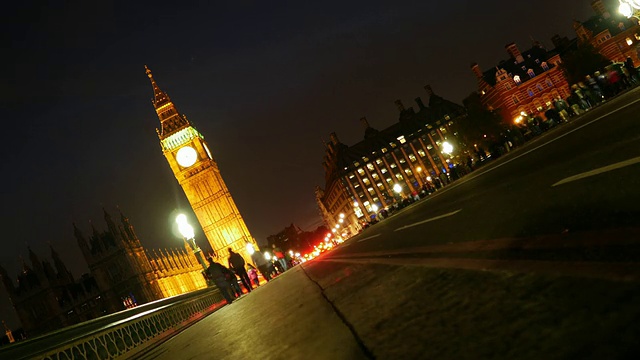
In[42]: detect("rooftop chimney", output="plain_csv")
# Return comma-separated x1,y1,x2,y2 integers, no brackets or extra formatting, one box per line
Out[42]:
329,132,340,145
591,0,610,19
471,63,483,79
415,97,426,109
360,117,370,129
506,43,524,63
394,99,405,112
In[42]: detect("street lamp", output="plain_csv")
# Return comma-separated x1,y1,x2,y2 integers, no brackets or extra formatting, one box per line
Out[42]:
393,183,402,194
176,214,208,272
246,242,255,255
441,141,454,155
619,0,640,18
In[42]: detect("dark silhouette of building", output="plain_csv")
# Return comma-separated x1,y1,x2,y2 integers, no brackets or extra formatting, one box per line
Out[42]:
0,208,207,337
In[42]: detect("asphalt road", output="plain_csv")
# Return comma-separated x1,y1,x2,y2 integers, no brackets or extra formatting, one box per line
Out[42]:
331,87,640,258
297,89,640,358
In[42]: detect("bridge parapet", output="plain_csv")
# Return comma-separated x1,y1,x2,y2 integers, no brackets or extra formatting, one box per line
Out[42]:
0,287,225,360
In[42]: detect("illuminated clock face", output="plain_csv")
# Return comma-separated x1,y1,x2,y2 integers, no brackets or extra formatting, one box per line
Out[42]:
203,143,213,159
176,146,198,167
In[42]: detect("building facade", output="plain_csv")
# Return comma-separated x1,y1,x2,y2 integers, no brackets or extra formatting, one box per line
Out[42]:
145,66,258,264
574,0,640,65
316,87,465,233
0,209,207,337
471,42,571,124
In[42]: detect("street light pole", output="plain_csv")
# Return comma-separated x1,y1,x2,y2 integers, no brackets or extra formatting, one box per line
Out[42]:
176,214,208,273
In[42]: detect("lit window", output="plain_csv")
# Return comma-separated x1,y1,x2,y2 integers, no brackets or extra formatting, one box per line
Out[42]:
417,149,426,157
390,163,397,168
404,169,413,175
375,159,383,165
357,168,365,175
513,95,519,104
527,69,535,78
528,89,534,97
395,174,404,180
381,168,388,174
399,158,406,164
366,163,374,171
536,84,543,92
390,142,397,148
363,178,370,185
627,37,633,46
541,62,549,71
397,136,406,144
381,148,388,153
514,75,521,84
408,154,417,162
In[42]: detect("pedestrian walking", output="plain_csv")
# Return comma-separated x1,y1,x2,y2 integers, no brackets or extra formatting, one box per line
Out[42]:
271,244,288,272
250,250,272,282
205,257,235,304
228,248,253,293
247,264,260,287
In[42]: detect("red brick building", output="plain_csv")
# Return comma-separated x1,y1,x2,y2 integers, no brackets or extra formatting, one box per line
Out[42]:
574,0,640,66
471,42,570,124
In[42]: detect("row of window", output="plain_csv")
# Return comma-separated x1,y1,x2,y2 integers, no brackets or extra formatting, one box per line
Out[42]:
512,78,557,104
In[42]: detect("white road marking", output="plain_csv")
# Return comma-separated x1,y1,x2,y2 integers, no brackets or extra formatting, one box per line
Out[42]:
357,233,382,242
394,209,462,231
553,155,640,186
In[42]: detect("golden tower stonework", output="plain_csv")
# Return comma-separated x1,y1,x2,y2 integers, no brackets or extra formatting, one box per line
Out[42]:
145,66,257,263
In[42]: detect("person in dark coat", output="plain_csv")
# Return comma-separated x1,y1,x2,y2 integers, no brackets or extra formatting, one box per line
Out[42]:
206,257,235,304
228,248,252,293
251,250,272,282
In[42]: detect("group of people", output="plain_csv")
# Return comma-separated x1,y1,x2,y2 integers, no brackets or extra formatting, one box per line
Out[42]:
205,245,291,304
515,57,639,141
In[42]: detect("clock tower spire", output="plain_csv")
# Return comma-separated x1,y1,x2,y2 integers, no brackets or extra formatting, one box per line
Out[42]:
144,66,258,263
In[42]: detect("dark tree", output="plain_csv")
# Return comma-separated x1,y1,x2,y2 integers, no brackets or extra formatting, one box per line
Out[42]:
451,92,505,150
560,44,611,84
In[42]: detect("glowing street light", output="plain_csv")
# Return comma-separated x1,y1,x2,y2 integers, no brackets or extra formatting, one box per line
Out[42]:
441,141,454,155
371,204,379,212
246,242,255,255
176,214,208,272
619,0,640,18
393,183,402,194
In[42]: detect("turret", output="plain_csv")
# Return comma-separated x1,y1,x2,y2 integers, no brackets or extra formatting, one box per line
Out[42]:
74,223,91,259
0,264,15,294
119,208,140,246
50,245,73,283
27,246,44,276
103,208,122,246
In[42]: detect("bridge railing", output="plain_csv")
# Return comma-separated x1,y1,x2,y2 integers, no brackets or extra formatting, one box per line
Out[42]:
0,287,225,360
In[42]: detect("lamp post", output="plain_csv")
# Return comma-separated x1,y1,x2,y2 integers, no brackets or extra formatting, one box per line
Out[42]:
619,0,640,19
441,141,454,156
176,214,208,272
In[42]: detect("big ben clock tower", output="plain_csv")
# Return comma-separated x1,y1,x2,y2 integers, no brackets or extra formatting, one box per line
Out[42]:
145,66,258,262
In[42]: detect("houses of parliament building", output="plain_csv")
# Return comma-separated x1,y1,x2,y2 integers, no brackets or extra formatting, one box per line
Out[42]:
0,208,207,337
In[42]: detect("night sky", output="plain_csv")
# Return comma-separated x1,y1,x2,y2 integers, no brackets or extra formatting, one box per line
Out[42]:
1,0,597,329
